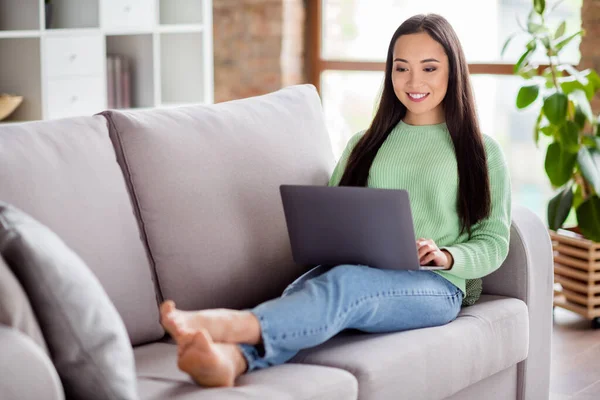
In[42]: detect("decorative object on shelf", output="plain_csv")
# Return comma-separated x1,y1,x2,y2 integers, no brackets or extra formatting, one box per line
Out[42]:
106,54,132,109
0,94,24,121
45,0,54,29
503,0,600,327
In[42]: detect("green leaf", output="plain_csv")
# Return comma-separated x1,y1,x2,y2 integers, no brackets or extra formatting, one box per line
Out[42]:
555,20,567,40
514,48,533,74
582,69,600,99
577,147,600,194
570,89,594,123
534,113,543,145
585,69,600,90
555,30,584,52
582,135,600,149
576,196,600,242
575,105,587,129
559,68,599,100
516,15,528,32
518,65,538,80
543,93,568,124
541,36,551,50
534,0,546,14
528,21,544,34
560,77,586,96
501,33,517,58
543,67,555,88
551,0,565,13
541,125,556,137
558,64,581,77
558,121,580,153
516,85,540,109
545,142,577,187
548,184,573,230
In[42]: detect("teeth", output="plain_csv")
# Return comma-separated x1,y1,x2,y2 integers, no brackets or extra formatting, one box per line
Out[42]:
409,93,427,99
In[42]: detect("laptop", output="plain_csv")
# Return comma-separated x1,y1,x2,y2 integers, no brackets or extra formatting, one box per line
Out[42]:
279,184,446,271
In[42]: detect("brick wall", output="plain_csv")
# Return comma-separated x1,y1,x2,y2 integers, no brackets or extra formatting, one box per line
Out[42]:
212,0,306,103
580,0,600,112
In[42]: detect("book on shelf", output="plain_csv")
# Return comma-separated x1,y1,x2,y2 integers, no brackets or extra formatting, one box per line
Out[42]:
106,54,132,109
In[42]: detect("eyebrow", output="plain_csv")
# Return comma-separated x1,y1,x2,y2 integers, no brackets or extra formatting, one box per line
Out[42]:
394,58,440,63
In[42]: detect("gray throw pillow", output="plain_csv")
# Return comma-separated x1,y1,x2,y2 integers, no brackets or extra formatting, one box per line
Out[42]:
0,202,138,400
0,255,49,354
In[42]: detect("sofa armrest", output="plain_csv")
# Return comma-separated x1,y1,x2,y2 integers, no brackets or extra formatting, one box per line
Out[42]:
0,325,64,400
482,204,553,400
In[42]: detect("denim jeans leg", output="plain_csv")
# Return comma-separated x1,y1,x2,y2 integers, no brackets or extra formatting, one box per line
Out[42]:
239,264,463,372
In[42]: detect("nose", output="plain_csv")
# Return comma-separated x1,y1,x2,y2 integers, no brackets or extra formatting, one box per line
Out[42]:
406,70,422,89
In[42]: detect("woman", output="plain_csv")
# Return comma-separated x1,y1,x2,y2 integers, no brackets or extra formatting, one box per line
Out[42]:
160,13,511,387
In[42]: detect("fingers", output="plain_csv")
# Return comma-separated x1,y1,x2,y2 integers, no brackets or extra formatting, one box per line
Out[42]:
420,254,435,266
416,238,438,259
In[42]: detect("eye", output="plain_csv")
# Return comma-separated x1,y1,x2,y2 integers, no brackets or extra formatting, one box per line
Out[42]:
424,67,437,72
395,67,407,72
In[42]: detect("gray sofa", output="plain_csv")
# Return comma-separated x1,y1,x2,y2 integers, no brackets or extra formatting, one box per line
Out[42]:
0,85,553,400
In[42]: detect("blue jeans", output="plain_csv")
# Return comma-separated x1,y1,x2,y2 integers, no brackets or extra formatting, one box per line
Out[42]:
239,264,463,371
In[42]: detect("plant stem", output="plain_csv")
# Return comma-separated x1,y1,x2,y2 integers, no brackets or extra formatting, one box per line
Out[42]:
548,55,560,90
576,173,589,200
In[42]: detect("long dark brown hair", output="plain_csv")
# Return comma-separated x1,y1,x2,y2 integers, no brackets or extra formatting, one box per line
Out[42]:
338,14,491,236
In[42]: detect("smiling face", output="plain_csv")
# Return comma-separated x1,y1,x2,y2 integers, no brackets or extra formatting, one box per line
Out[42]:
392,32,449,125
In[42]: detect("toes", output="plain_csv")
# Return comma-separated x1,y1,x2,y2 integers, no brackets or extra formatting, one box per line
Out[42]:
177,328,195,347
192,329,213,349
160,300,176,316
177,328,212,356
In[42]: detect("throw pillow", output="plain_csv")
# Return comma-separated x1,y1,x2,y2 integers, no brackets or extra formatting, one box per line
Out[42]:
0,255,49,353
0,202,138,400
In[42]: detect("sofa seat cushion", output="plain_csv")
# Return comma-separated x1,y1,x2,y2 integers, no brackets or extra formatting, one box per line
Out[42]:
101,85,335,311
0,116,162,345
134,343,358,400
291,295,529,400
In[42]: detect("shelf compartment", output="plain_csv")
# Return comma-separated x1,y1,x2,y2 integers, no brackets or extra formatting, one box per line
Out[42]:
160,32,205,105
0,0,40,31
159,0,203,25
106,34,154,108
0,38,42,121
45,0,99,30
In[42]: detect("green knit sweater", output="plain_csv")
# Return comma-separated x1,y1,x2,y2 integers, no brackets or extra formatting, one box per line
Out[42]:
328,120,512,306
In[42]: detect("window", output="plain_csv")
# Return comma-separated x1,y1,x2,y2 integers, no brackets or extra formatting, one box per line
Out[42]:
309,0,583,219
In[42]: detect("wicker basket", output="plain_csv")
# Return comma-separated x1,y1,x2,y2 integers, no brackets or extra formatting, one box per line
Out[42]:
0,94,24,121
551,229,600,322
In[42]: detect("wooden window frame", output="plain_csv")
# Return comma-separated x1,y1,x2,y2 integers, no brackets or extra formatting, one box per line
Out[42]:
306,0,549,93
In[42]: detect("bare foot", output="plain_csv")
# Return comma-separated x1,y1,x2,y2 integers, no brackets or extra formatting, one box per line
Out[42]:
176,328,247,387
160,300,261,344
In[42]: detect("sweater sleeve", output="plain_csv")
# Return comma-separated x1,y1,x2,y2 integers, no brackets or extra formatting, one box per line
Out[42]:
441,138,512,280
328,131,364,187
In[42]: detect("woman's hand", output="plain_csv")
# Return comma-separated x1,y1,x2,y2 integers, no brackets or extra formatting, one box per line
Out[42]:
416,238,453,270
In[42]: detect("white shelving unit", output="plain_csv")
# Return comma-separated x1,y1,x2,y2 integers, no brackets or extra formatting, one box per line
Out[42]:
0,0,213,122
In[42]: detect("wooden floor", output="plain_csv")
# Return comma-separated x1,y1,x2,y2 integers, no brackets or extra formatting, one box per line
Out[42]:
550,308,600,399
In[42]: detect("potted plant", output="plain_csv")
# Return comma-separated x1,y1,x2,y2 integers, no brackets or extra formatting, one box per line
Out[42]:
503,0,600,326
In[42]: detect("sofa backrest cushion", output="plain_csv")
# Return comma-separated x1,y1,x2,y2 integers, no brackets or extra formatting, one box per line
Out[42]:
101,85,335,310
0,116,163,345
